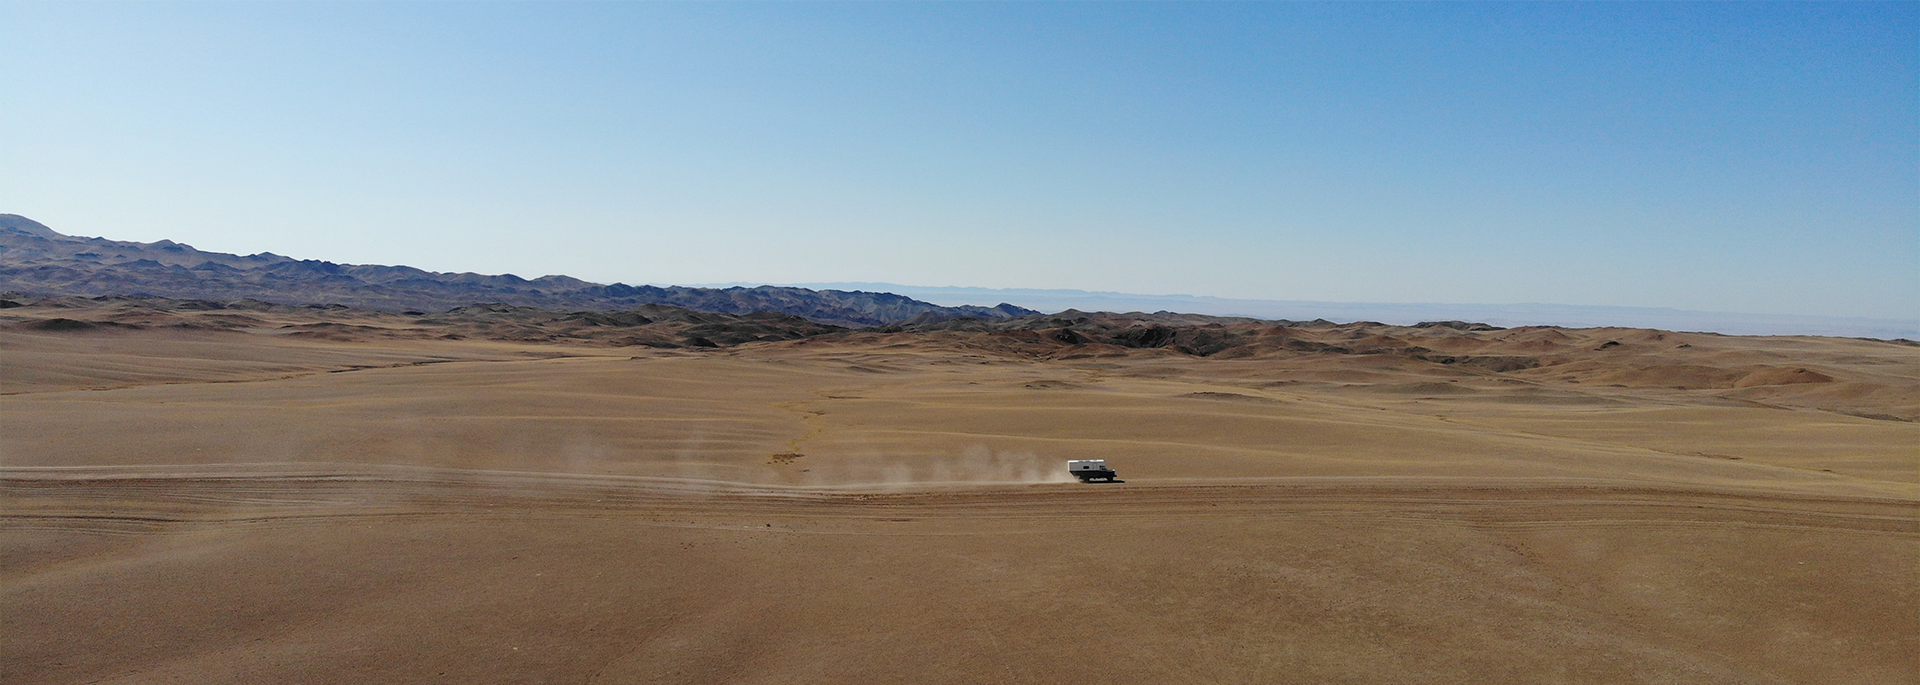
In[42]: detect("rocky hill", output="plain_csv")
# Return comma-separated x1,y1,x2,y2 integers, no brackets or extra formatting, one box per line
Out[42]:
0,214,1036,328
7,292,1908,421
2,294,845,349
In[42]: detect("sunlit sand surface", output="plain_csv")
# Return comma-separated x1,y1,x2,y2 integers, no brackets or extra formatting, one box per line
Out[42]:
4,303,1915,684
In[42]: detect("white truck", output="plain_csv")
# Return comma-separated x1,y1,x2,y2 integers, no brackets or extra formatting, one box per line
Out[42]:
1067,459,1118,483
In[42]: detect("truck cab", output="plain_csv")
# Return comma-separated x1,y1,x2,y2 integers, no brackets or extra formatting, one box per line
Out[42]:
1067,459,1118,483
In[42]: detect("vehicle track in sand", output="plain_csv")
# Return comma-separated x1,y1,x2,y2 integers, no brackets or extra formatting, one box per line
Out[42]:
7,470,1913,540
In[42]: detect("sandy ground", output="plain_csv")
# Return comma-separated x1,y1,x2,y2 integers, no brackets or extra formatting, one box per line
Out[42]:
3,319,1916,684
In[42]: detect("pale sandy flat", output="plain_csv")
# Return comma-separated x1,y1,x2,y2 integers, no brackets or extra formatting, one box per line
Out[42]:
3,311,1915,684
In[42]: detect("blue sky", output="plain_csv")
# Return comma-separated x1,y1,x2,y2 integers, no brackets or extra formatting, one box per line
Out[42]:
2,2,1913,320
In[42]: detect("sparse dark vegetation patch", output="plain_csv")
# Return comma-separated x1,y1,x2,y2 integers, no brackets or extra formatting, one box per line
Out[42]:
1110,325,1178,349
31,318,96,331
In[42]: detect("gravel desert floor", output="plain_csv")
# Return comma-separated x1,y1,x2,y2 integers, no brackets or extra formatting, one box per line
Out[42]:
3,301,1916,684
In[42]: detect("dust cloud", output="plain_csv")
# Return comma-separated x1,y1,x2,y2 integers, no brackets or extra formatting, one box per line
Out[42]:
799,445,1079,489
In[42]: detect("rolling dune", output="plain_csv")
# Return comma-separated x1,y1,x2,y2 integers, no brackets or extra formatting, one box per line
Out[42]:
3,300,1915,684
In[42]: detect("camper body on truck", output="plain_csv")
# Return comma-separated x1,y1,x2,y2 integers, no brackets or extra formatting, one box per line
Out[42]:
1067,459,1118,482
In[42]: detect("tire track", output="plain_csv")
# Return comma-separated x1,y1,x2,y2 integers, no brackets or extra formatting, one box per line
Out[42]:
5,473,1913,538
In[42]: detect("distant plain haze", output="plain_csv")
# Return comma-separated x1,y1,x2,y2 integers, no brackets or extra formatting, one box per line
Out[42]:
2,2,1914,322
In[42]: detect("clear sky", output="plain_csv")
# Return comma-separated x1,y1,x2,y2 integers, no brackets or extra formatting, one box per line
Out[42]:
2,2,1914,320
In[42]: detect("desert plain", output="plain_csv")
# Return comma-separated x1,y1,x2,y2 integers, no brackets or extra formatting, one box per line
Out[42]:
2,298,1916,684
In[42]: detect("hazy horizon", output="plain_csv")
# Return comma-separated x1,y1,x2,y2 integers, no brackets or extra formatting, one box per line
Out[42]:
9,210,1914,338
7,208,1912,335
753,281,1920,338
2,3,1914,321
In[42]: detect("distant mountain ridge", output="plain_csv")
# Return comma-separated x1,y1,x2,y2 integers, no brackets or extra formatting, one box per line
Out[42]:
0,215,1036,328
786,282,1920,339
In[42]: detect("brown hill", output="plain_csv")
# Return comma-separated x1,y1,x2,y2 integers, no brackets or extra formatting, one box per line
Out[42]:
7,296,1913,422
